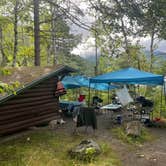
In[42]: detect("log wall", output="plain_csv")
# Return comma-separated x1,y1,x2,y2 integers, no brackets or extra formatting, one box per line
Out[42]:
0,76,60,135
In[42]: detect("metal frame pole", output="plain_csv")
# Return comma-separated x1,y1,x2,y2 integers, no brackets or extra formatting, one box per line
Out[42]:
160,85,163,117
164,82,166,105
108,83,110,104
88,82,91,106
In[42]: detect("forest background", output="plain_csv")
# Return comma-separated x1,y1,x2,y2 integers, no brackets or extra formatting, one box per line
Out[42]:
0,0,166,117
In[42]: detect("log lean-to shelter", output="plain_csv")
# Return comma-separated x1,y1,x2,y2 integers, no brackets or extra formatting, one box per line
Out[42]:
0,65,76,135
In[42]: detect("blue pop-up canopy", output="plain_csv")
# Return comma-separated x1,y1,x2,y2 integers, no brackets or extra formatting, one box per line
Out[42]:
62,76,81,89
90,67,164,85
62,76,118,91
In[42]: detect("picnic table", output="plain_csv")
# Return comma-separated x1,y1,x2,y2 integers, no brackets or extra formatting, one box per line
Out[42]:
60,100,83,116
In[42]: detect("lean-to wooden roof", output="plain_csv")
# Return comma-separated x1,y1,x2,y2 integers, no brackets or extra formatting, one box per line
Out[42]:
0,65,76,105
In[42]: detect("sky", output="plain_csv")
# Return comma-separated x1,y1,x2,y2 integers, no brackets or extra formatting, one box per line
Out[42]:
70,0,166,58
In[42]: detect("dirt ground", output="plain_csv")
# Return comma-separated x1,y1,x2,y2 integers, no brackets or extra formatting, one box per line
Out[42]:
55,113,166,166
1,113,166,166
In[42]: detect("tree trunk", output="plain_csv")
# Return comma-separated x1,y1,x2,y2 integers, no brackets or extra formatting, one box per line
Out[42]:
34,0,40,66
51,5,58,65
47,45,51,65
95,29,98,76
150,29,155,72
114,0,130,65
13,0,18,67
120,17,130,65
0,27,7,66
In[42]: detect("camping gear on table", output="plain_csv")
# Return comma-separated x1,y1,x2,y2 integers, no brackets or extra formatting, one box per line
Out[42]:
136,96,154,108
92,96,103,112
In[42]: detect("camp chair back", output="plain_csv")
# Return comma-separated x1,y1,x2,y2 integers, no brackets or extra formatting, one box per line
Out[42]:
77,107,97,130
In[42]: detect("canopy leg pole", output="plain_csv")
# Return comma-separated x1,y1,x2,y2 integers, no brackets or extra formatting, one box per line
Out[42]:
133,85,136,100
75,88,79,100
108,83,110,104
160,85,163,118
137,85,140,96
88,82,91,106
164,83,166,106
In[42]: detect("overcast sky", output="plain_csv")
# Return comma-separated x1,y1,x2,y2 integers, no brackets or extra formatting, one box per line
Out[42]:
70,0,166,58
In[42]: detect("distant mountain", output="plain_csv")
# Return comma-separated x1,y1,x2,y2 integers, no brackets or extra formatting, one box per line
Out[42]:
154,50,166,57
84,55,96,63
144,50,166,60
83,50,166,61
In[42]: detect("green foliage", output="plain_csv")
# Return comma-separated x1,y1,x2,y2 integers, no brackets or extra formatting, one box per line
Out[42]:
0,68,21,95
98,45,149,74
112,126,154,146
0,0,82,67
139,0,166,40
0,68,11,76
70,147,97,163
0,81,20,95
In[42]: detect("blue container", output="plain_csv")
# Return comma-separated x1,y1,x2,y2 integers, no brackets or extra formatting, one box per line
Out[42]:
117,115,122,124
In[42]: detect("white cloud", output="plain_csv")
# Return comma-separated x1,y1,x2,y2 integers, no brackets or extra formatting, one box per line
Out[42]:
72,35,166,58
71,37,96,57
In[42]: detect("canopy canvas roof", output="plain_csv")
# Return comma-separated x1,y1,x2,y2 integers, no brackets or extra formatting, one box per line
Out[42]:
90,67,164,85
62,76,81,89
62,76,118,91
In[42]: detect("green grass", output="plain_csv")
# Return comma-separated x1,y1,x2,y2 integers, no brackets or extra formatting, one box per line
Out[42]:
112,126,154,146
0,130,121,166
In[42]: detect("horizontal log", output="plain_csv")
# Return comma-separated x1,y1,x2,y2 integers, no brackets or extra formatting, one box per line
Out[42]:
0,89,57,107
0,102,59,115
6,95,54,105
0,105,59,122
0,99,58,111
0,109,59,125
35,82,57,88
22,86,56,93
14,91,55,99
16,87,55,96
11,87,56,97
22,88,56,93
0,112,59,131
0,115,60,135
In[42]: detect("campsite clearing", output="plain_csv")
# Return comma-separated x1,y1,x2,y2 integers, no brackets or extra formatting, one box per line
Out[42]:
0,114,166,166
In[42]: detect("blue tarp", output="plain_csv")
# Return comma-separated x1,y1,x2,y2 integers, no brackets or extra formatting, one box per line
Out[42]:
90,67,164,85
62,76,81,89
62,76,118,91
